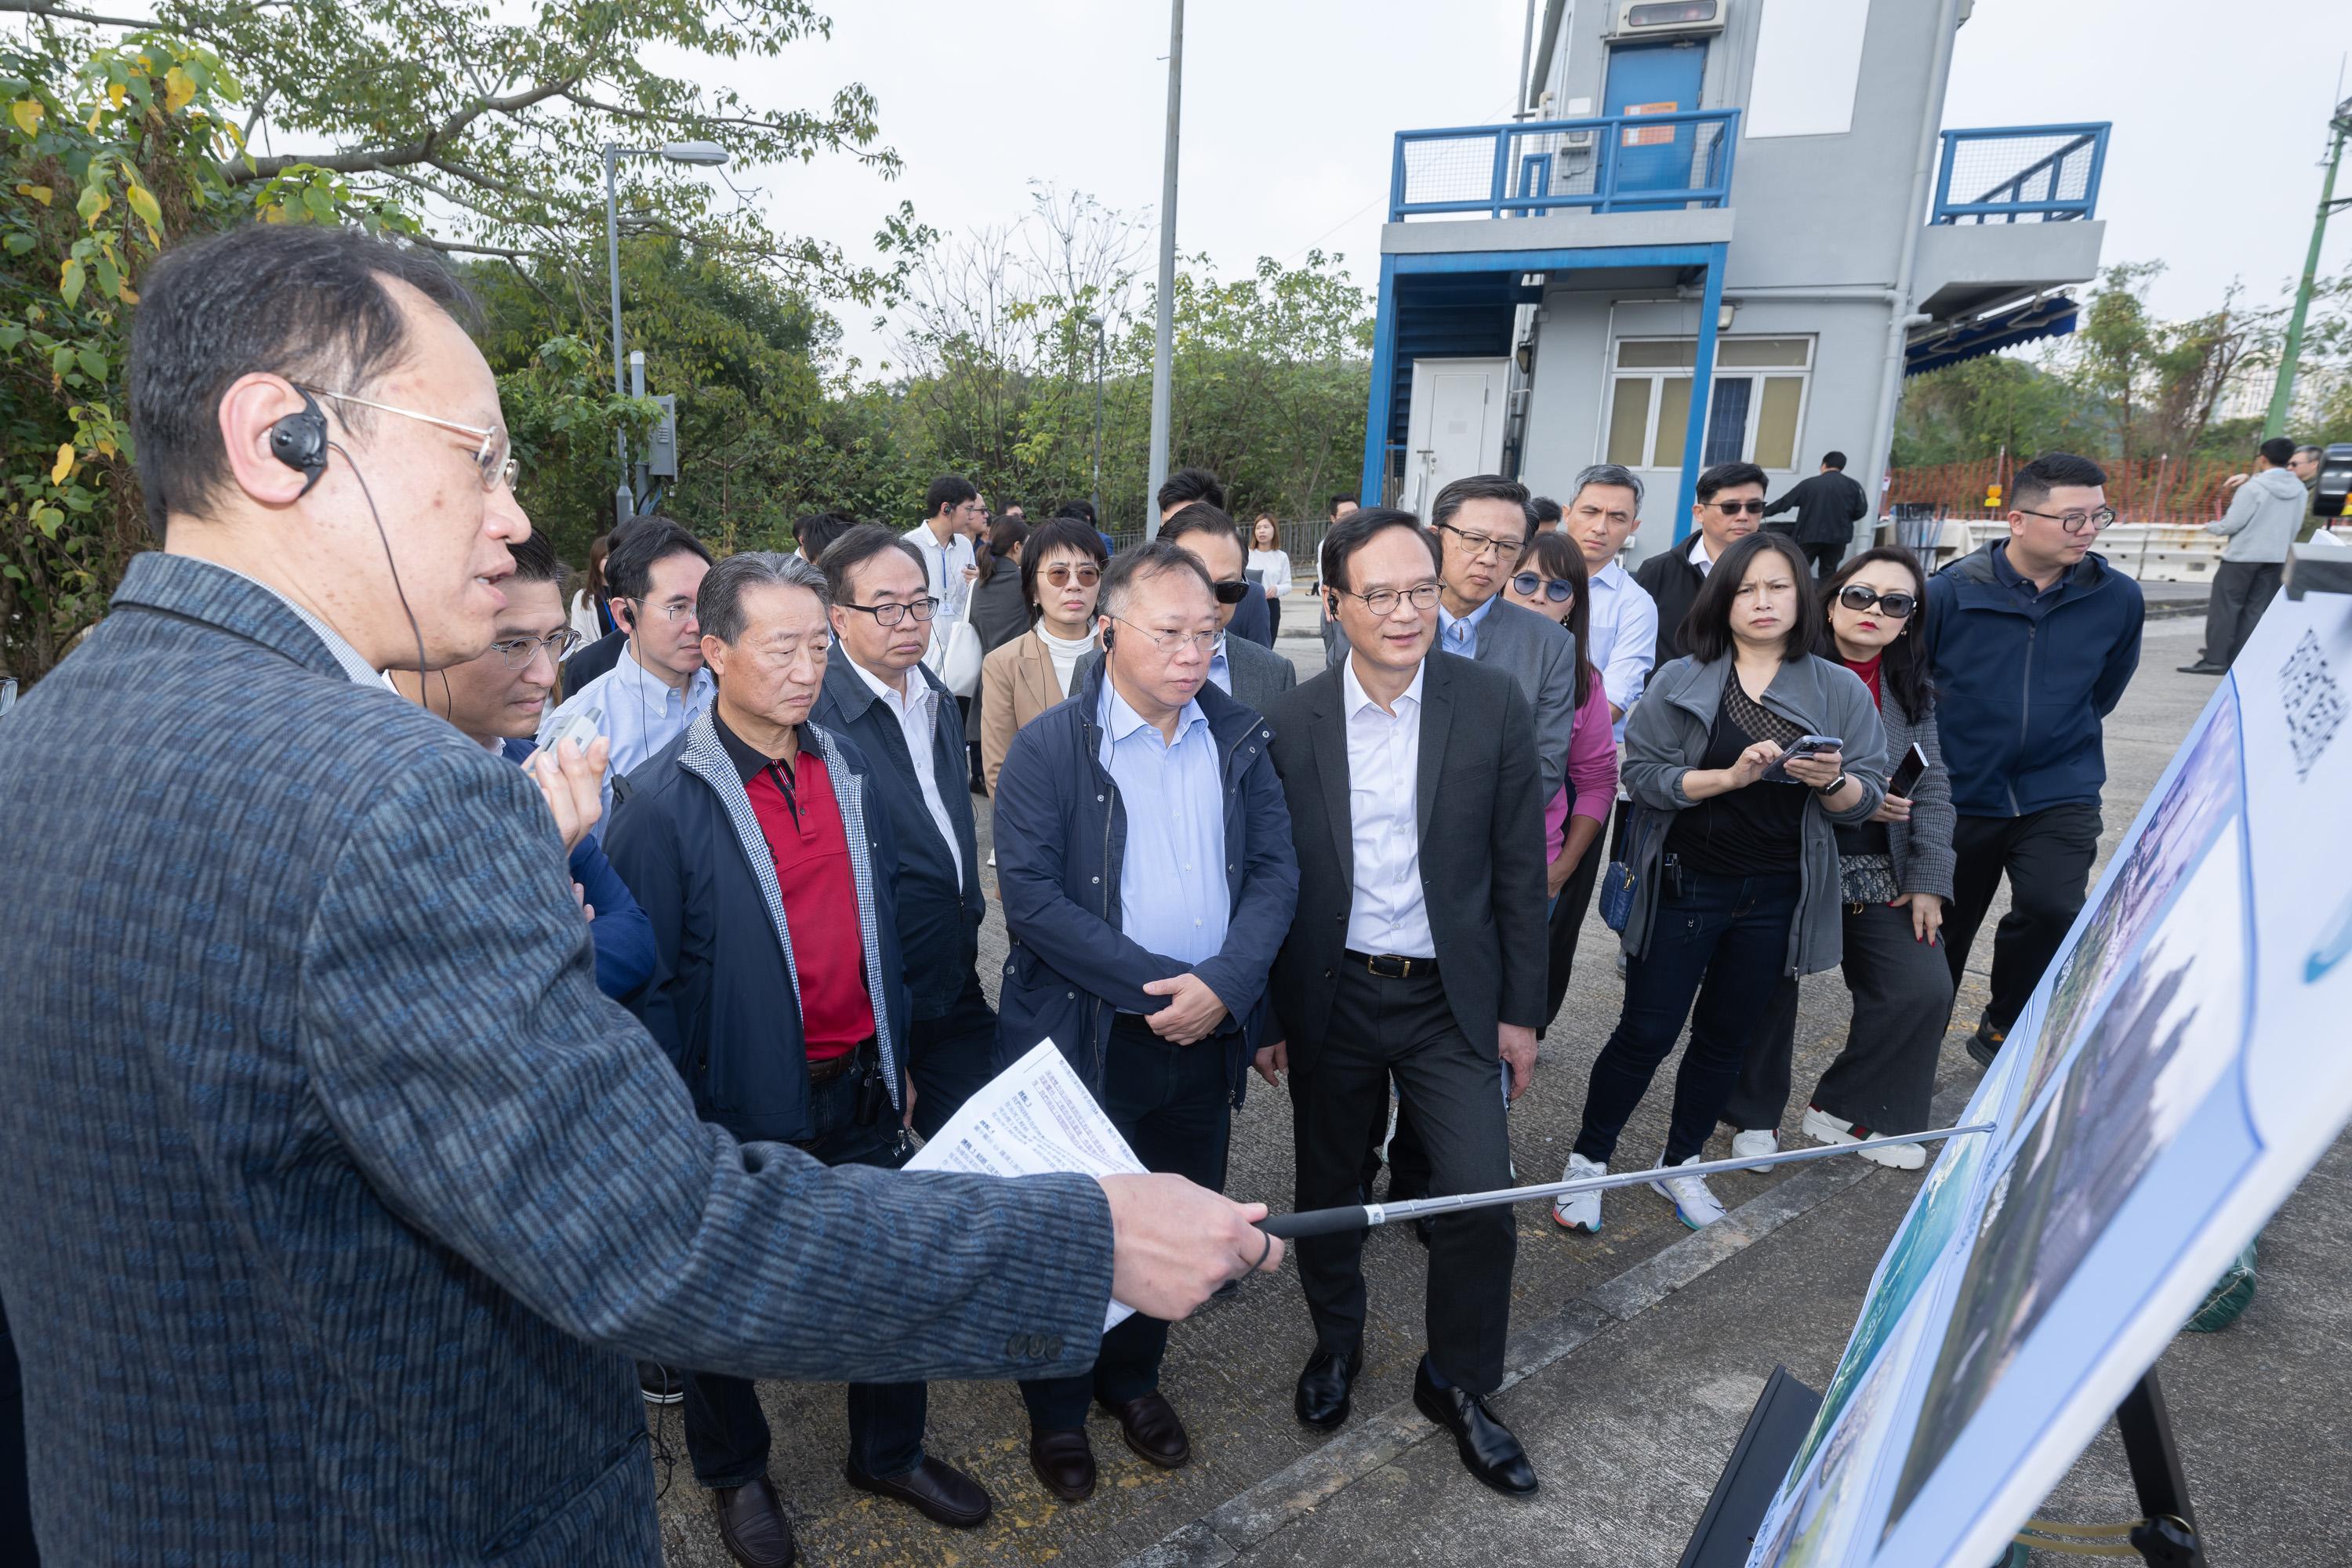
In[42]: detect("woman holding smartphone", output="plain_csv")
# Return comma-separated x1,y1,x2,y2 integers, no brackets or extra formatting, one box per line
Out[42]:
1721,546,1955,1170
1556,532,1886,1233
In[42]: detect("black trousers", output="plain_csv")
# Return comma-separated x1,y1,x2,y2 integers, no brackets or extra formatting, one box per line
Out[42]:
1575,869,1800,1167
682,1066,924,1486
2202,560,2283,670
1296,962,1515,1393
1267,597,1283,639
1723,898,1954,1136
1544,820,1609,1029
906,967,997,1141
0,1301,33,1566
1022,1014,1232,1430
1801,540,1844,579
1944,804,2102,1035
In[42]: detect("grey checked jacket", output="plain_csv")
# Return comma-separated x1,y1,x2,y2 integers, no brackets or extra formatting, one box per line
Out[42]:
0,554,1114,1565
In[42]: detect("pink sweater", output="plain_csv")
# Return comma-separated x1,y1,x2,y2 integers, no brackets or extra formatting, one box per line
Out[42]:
1545,676,1620,862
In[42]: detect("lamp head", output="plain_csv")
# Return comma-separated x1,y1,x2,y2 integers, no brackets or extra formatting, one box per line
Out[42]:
661,140,730,167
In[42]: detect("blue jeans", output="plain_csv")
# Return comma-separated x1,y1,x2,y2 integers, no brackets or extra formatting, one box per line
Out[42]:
1574,868,1800,1167
681,1063,925,1486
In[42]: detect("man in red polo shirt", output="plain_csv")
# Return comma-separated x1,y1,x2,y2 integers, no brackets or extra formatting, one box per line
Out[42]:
608,550,985,1566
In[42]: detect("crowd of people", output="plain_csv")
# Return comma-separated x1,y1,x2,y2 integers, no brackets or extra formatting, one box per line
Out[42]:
0,223,2161,1568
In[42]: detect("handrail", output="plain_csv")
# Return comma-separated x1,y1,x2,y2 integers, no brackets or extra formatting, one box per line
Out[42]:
1932,123,2111,224
1390,108,1741,221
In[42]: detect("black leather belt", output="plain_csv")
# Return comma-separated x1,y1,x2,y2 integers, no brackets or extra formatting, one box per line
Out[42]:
805,1036,877,1086
1344,949,1438,979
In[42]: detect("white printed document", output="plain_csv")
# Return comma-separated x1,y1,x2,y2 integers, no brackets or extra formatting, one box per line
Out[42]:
904,1039,1143,1329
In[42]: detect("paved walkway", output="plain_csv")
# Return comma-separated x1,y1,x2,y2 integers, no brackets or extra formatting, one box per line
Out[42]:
652,615,2343,1568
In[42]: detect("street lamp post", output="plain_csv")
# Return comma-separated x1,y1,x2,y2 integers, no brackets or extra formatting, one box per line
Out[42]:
1087,312,1105,524
603,140,729,521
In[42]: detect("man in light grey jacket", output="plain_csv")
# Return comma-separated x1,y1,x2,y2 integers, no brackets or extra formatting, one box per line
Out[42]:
2186,437,2307,673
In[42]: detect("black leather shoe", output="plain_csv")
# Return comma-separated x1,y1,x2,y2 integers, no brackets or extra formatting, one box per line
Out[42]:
1102,1390,1191,1468
1967,1014,2006,1068
710,1476,796,1568
1412,1358,1537,1497
1294,1344,1363,1431
1028,1426,1096,1502
845,1455,992,1529
2177,660,2229,675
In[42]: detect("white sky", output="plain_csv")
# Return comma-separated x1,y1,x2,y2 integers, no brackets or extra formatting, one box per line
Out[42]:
695,0,2352,373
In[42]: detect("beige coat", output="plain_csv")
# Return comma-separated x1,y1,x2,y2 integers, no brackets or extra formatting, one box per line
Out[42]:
979,629,1087,793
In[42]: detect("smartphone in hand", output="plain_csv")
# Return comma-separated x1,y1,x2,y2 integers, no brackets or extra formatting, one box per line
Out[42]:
1761,734,1842,784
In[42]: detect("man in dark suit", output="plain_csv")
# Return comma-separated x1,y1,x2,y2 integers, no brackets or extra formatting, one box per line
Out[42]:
0,223,1278,1566
1632,460,1769,670
1257,508,1548,1497
1074,502,1297,713
1762,450,1870,579
811,524,996,1138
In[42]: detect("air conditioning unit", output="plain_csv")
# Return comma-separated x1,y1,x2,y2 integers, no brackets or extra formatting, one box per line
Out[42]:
1609,0,1726,41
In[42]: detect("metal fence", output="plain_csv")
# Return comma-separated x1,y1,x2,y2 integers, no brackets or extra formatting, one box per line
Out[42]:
1888,456,2240,525
1932,124,2109,224
1106,520,1332,579
1392,110,1740,222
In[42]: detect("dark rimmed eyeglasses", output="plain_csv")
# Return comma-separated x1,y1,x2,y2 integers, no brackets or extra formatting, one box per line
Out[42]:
1435,521,1527,560
840,596,941,628
1331,582,1442,617
1510,572,1574,605
2016,504,2118,535
1709,498,1768,515
1835,585,1916,619
1210,578,1251,605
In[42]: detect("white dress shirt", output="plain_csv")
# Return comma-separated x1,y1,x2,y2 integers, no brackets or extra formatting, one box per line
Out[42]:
1585,556,1659,741
848,657,962,891
902,522,976,622
536,648,713,812
1689,532,1718,577
1341,658,1435,957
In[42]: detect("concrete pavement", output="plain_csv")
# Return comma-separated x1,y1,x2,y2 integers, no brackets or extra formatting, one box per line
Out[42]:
652,615,2346,1568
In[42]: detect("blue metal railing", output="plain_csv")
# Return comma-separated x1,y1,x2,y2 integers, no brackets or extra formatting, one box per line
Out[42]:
1932,123,2111,224
1390,109,1740,221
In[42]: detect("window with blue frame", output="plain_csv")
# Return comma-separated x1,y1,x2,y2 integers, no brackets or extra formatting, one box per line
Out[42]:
1602,336,1813,474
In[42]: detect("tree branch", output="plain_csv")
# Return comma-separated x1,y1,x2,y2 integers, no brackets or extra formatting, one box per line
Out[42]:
0,0,161,27
225,74,581,184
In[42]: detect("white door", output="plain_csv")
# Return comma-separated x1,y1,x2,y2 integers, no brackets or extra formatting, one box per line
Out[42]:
1406,358,1510,516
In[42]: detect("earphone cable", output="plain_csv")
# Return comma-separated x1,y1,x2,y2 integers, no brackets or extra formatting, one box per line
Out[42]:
328,439,429,690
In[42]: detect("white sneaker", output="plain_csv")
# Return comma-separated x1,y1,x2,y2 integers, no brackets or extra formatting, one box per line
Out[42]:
1802,1105,1926,1171
1730,1127,1779,1160
1553,1152,1606,1233
1650,1153,1727,1230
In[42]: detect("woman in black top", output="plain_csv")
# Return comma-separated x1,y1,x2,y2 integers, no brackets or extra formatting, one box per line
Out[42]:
1557,533,1886,1234
1722,546,1956,1167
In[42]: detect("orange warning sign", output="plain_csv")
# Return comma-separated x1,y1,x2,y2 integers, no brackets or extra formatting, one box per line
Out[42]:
1622,101,1681,147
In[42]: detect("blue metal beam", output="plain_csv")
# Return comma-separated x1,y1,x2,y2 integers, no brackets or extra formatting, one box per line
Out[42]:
1388,244,1719,276
1671,244,1727,546
1361,250,1401,509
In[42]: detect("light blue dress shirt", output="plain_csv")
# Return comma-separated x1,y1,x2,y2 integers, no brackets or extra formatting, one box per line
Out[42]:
1098,678,1229,974
1586,557,1659,743
537,648,714,812
1205,635,1231,695
1436,593,1498,659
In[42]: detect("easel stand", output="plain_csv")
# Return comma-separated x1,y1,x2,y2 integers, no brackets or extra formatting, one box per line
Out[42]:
1677,1367,2205,1568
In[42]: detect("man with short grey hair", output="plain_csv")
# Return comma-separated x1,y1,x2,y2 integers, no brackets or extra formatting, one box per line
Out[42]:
610,549,995,1560
1562,463,1658,737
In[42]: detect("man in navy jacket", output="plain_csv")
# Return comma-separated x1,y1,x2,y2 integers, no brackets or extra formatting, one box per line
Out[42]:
1924,452,2143,1063
392,526,654,1001
812,524,995,1137
994,539,1300,1503
607,551,993,1563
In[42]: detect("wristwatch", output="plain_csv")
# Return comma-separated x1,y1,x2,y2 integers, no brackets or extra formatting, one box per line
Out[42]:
1815,772,1850,797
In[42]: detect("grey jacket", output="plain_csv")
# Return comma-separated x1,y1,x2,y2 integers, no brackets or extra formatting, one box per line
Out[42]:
1876,681,1957,903
2208,466,2308,563
1450,594,1580,800
1619,653,1889,976
1075,629,1297,714
0,554,1117,1566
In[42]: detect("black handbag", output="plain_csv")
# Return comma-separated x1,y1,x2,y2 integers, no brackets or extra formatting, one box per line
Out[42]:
1599,802,1668,933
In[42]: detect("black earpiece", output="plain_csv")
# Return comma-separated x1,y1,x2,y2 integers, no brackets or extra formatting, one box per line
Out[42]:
267,388,329,497
1102,626,1116,651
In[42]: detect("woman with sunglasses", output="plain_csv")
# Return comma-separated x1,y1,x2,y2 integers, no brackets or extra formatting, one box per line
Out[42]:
1720,547,1955,1170
1505,535,1620,1025
1247,514,1292,639
977,517,1110,794
1556,532,1886,1233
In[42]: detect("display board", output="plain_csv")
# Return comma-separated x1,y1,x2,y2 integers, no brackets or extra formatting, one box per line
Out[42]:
1745,574,2352,1568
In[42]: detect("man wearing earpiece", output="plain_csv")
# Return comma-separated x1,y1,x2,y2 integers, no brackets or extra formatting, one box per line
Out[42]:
0,222,1280,1566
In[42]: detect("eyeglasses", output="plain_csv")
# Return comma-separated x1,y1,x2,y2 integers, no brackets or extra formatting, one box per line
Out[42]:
1211,579,1251,605
625,597,696,625
1333,582,1442,617
299,384,519,492
2017,505,2118,535
1510,572,1574,605
1110,616,1218,655
488,629,584,667
840,596,941,628
1042,564,1101,588
1709,498,1768,515
1436,521,1526,561
1835,584,1916,619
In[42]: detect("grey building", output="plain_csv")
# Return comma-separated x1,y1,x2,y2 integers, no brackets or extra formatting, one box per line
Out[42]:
1361,0,2108,564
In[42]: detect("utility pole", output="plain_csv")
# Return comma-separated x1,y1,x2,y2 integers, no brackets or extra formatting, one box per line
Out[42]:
2265,96,2352,440
1514,0,1539,120
1145,0,1183,540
